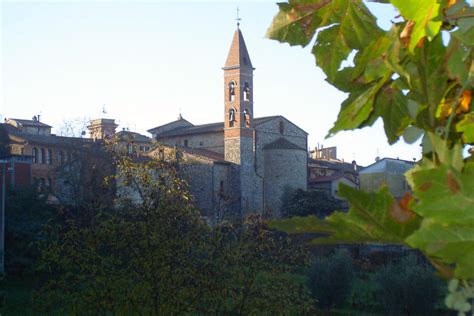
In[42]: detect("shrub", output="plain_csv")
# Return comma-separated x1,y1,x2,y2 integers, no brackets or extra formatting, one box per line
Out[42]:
373,254,444,315
307,250,354,309
5,187,55,275
349,276,380,311
281,188,343,218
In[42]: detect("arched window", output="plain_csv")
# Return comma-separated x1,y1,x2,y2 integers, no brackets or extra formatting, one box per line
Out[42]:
32,147,37,163
279,121,284,134
40,148,46,164
229,108,236,127
243,108,251,127
243,82,250,101
229,81,236,101
47,149,52,164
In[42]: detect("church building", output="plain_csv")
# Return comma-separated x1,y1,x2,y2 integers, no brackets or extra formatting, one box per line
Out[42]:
147,26,308,219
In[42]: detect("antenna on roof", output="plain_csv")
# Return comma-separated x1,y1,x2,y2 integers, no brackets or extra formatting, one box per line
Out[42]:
236,6,241,28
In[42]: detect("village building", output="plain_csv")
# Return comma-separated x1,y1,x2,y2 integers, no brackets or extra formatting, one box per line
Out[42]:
1,116,93,193
359,157,415,199
308,146,360,198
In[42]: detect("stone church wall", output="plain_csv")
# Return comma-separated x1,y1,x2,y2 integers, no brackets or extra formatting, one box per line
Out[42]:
180,161,215,217
263,148,307,217
158,131,224,154
254,117,307,177
255,117,307,216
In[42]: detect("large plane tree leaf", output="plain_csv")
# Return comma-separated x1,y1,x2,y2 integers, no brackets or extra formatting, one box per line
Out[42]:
457,112,474,144
268,0,383,82
313,0,382,82
391,0,442,52
406,163,474,279
266,1,326,47
374,85,413,144
327,74,390,136
270,184,421,245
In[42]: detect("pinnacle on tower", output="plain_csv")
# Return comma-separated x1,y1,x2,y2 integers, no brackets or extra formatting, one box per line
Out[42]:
223,28,254,70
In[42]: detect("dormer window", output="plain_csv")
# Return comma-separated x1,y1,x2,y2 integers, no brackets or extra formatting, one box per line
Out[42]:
229,81,236,101
243,82,250,101
279,121,284,134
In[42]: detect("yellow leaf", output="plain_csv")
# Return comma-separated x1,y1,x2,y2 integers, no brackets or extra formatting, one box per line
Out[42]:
458,90,471,114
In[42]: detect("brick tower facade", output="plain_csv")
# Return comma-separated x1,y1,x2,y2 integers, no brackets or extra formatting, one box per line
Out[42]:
222,26,256,214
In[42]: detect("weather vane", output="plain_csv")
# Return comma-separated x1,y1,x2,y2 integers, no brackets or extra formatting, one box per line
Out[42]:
236,7,241,27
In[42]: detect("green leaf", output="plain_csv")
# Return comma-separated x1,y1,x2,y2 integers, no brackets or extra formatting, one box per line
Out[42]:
327,75,390,136
391,0,442,52
406,221,474,279
266,1,324,47
427,132,464,171
329,184,421,243
446,35,471,84
414,34,449,111
403,126,424,144
448,4,474,46
313,0,382,81
407,165,473,223
405,163,474,279
456,113,474,144
313,25,353,83
269,185,421,245
351,32,393,83
374,85,413,144
268,215,333,234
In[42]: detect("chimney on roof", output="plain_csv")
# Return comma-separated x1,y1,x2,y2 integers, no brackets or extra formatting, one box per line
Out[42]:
37,115,41,122
87,118,118,141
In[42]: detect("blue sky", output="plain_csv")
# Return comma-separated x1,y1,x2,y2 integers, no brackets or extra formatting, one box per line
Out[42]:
1,0,421,166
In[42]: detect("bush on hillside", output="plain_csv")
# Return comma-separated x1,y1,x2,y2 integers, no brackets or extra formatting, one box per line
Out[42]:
373,254,444,315
281,188,343,218
307,249,354,309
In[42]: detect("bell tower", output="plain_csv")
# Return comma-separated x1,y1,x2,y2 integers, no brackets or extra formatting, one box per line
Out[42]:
223,25,256,214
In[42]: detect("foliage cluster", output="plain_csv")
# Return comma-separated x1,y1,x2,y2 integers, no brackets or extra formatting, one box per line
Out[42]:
307,250,354,309
5,187,55,275
307,251,444,313
281,187,344,218
373,254,444,315
34,154,314,315
267,0,473,309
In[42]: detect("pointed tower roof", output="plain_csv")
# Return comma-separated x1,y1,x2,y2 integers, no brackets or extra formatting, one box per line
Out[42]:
223,28,254,70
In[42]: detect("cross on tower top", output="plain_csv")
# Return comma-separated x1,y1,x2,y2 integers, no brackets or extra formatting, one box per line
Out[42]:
236,7,241,27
